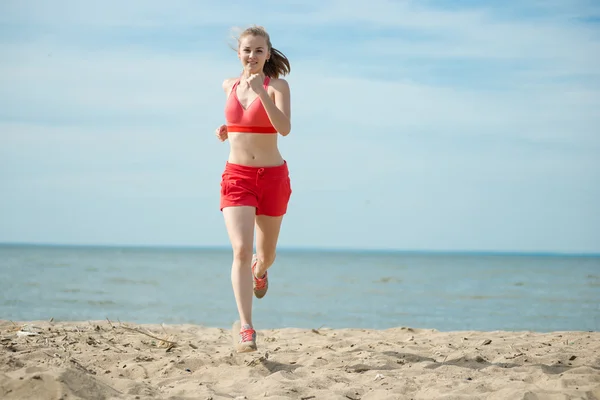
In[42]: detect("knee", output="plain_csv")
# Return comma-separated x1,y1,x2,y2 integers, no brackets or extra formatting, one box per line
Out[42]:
258,252,276,268
232,244,253,265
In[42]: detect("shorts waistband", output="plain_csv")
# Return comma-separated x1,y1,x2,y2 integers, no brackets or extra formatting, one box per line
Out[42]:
224,160,289,178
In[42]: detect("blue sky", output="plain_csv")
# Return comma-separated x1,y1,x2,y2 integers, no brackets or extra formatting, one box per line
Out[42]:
1,0,599,253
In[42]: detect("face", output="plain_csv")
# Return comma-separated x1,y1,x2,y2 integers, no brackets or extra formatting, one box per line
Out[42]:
238,34,270,74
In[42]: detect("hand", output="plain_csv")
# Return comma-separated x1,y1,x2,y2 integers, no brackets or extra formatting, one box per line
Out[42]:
215,124,228,142
244,64,266,94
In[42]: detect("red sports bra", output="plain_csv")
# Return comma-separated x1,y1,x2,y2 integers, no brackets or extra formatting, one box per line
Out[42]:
224,76,277,134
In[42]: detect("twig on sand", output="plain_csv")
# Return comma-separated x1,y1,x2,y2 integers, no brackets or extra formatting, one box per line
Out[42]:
6,321,20,333
70,357,95,375
117,324,178,347
312,324,326,334
98,336,125,353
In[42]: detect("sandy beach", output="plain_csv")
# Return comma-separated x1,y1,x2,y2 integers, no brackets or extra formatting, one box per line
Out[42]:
1,319,598,400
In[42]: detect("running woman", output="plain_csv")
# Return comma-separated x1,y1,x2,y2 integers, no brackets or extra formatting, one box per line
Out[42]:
215,25,292,353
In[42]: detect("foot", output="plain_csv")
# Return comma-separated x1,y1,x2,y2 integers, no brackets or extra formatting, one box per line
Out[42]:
232,321,257,353
251,254,268,299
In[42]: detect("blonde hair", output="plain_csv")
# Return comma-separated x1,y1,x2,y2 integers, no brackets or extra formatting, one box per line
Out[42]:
232,25,291,79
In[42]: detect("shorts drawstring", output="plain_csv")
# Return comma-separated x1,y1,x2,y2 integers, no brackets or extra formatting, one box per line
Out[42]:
256,168,265,186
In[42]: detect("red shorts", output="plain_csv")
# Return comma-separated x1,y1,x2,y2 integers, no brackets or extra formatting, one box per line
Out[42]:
220,161,292,217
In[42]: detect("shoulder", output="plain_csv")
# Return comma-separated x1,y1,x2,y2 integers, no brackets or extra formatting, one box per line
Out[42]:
268,78,290,96
269,77,290,91
222,77,238,94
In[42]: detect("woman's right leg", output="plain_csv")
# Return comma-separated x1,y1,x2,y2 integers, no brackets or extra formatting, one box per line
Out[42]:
222,205,256,330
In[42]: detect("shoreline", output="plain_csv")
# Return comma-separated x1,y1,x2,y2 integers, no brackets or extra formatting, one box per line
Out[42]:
1,320,599,400
3,242,600,258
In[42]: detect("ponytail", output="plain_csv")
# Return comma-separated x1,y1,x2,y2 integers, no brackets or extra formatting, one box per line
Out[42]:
263,47,290,79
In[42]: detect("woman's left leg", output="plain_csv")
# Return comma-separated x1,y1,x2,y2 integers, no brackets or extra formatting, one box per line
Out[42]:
252,215,284,298
252,160,291,298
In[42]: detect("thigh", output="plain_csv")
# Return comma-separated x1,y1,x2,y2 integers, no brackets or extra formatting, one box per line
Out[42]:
255,214,284,259
223,206,256,256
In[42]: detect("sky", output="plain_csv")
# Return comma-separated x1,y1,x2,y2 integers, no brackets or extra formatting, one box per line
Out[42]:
1,0,599,254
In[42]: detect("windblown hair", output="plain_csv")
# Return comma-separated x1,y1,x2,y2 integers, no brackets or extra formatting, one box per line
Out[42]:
234,25,291,79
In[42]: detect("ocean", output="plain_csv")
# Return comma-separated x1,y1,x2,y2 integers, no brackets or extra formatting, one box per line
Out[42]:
1,244,598,332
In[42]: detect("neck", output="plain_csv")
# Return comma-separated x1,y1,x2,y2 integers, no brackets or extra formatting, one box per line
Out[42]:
243,70,265,79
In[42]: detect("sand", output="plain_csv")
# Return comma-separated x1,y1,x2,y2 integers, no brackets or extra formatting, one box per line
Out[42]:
1,319,598,400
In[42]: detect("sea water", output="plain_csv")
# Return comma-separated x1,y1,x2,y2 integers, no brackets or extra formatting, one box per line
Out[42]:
1,244,598,332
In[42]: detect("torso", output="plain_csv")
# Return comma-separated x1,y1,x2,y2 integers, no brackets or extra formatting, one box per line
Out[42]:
223,76,285,167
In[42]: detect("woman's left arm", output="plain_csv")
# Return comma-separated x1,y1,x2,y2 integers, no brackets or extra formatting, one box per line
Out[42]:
258,79,291,136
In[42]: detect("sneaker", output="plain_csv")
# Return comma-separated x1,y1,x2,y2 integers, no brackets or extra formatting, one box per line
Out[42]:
251,254,268,299
232,321,257,353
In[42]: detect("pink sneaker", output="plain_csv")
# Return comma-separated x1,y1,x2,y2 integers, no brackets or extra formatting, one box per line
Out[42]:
232,321,257,353
251,255,268,299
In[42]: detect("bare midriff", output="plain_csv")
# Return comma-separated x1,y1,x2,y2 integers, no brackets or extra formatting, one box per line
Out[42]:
227,132,284,167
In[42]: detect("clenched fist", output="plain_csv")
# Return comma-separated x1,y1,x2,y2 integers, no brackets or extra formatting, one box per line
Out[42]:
244,63,266,94
215,124,228,142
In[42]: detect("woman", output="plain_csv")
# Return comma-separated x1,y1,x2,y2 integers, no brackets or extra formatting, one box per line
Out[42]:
215,25,292,353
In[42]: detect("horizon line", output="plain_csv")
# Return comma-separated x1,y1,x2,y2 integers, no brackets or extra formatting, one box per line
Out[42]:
1,241,598,258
